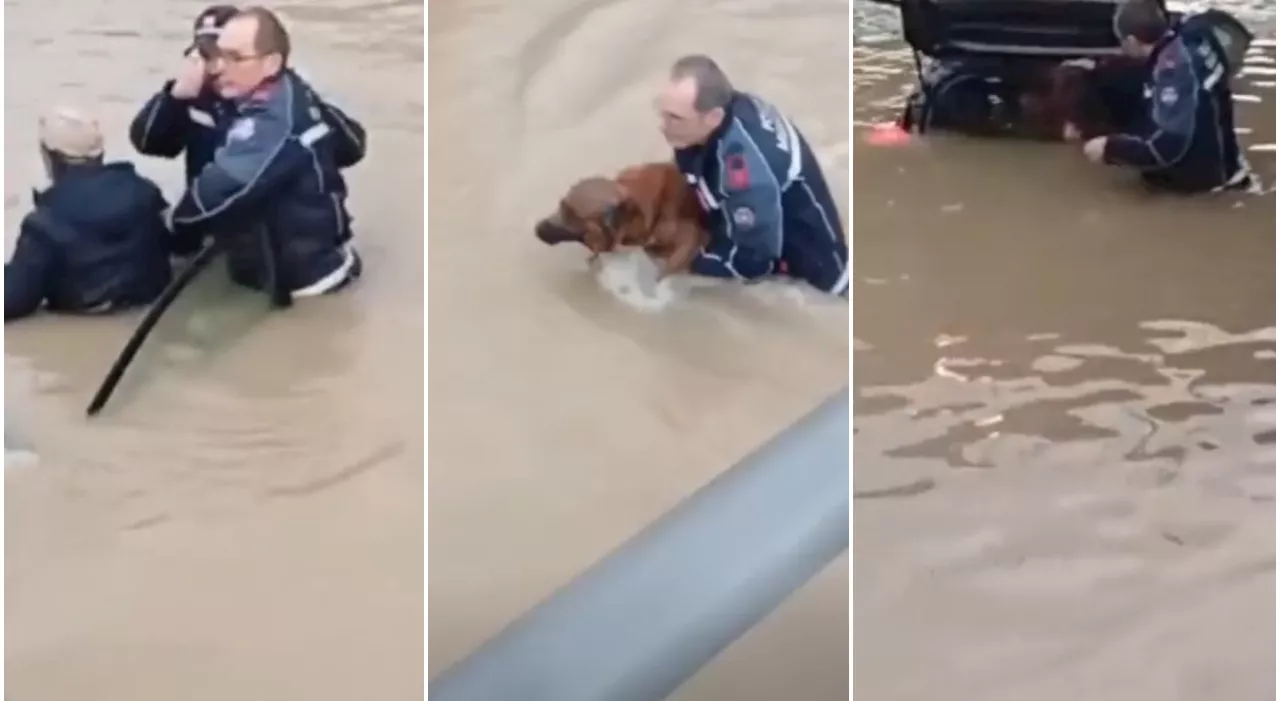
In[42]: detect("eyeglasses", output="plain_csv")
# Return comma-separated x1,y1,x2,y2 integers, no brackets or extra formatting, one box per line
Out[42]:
214,50,269,63
196,45,275,64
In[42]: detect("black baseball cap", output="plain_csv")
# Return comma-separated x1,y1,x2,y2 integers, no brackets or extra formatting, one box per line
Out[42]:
189,5,239,57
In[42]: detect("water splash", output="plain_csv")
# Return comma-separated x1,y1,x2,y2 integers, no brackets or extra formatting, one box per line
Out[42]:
593,249,685,312
4,417,39,471
592,248,835,312
5,449,40,471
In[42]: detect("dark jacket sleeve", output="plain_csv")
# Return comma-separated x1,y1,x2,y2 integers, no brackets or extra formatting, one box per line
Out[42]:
1104,42,1200,170
689,229,776,280
4,212,58,321
142,180,196,257
171,101,314,235
1093,58,1151,132
129,81,194,159
689,138,784,281
320,101,367,169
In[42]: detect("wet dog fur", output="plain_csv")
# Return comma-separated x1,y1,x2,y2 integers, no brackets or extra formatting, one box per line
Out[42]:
1019,58,1146,141
534,162,708,278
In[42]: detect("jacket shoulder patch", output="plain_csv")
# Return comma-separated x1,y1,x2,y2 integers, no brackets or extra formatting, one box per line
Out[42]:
228,117,256,142
723,144,751,191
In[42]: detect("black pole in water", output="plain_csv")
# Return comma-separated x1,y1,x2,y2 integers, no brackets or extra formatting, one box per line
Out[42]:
429,388,851,701
86,226,293,417
85,242,223,416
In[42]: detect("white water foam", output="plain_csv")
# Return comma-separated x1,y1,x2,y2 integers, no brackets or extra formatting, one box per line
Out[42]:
593,248,832,313
593,249,690,312
5,449,39,471
5,417,38,471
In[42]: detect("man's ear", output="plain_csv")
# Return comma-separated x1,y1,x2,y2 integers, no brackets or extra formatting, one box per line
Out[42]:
265,53,286,78
705,106,726,130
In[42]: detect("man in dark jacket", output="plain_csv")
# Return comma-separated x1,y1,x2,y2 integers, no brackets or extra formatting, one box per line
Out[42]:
5,108,172,321
1083,0,1251,192
657,55,849,296
130,5,367,184
169,7,360,298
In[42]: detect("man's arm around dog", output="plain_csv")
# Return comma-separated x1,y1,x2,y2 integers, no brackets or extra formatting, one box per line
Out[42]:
686,124,783,281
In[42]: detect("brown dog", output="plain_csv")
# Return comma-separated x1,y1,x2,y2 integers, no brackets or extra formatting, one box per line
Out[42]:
1017,63,1106,140
1019,58,1147,141
534,162,709,278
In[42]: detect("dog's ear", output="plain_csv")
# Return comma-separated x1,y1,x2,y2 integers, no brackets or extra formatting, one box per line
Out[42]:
604,195,653,248
583,224,610,254
616,168,666,225
602,200,626,233
616,185,657,232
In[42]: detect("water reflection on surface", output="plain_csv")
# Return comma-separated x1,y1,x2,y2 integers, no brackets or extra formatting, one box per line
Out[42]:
851,2,1275,698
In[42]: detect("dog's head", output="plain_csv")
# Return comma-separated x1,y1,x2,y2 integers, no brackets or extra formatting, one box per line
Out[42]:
1021,63,1113,140
1053,65,1112,135
534,176,645,254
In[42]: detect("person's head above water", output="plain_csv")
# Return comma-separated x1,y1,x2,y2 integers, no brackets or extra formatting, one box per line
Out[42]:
190,4,239,64
656,54,735,149
210,6,291,100
1113,0,1171,58
38,106,104,180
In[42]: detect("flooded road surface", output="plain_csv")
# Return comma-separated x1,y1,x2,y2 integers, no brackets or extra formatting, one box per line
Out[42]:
852,3,1275,699
4,1,423,698
428,1,849,698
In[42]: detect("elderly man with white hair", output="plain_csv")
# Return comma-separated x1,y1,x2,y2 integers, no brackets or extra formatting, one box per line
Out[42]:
5,107,174,321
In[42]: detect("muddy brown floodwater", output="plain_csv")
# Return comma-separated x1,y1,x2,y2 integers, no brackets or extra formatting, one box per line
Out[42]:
4,1,424,699
851,3,1275,699
427,1,849,698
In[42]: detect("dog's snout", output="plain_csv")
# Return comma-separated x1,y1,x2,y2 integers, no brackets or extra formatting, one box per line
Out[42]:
535,218,579,246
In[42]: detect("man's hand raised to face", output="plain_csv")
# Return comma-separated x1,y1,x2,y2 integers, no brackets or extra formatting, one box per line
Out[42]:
170,51,208,100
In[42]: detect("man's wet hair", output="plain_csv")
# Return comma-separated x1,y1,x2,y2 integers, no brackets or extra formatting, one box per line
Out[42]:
237,5,292,63
1113,0,1169,44
670,55,735,113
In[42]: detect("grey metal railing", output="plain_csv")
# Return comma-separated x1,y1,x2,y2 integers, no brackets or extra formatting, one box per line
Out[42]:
429,387,850,701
